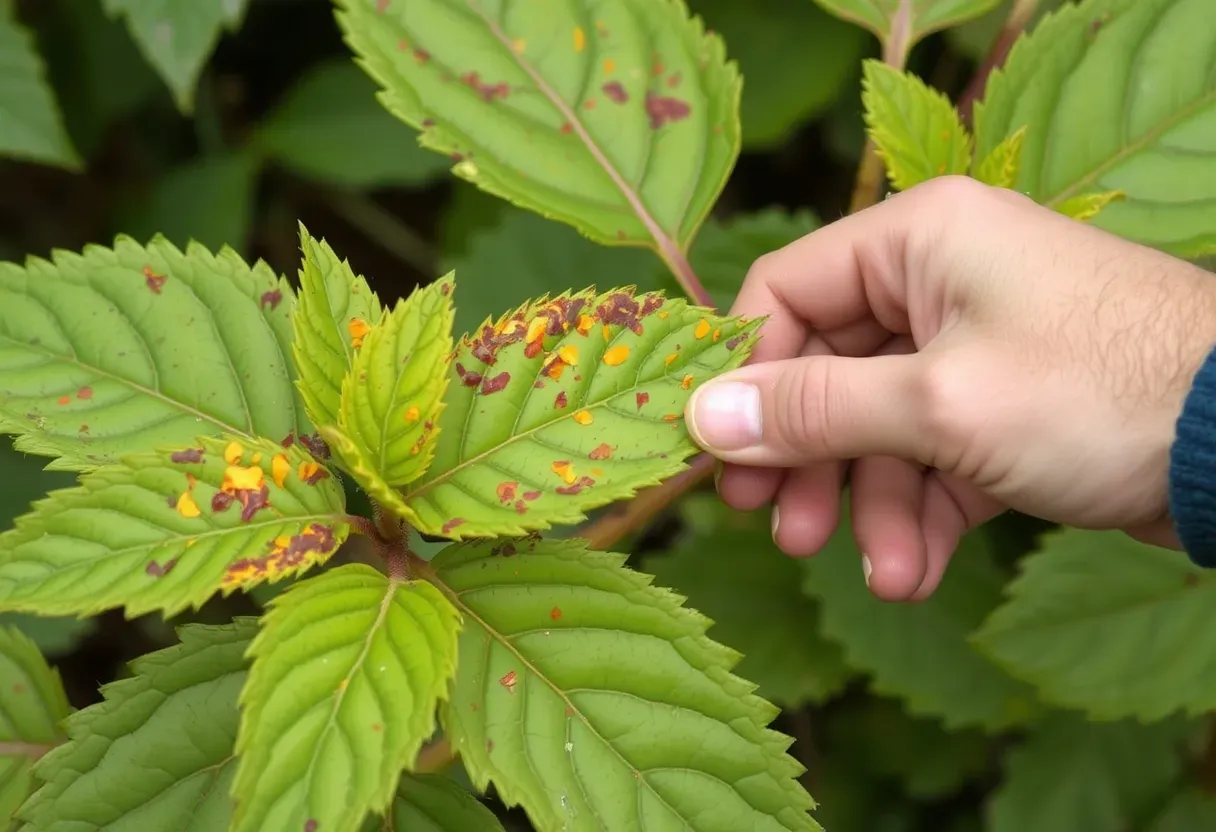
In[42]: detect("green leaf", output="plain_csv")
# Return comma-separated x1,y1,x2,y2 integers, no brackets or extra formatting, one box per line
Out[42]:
102,0,251,113
972,124,1026,189
947,0,1064,61
0,0,80,170
802,515,1038,731
690,0,867,149
813,0,1004,60
987,711,1191,832
1148,789,1216,832
371,773,506,832
340,275,454,487
334,0,741,257
0,435,349,619
292,225,384,434
441,209,658,340
0,614,95,658
398,287,760,538
1054,189,1126,222
431,538,820,831
16,619,256,832
258,58,453,188
641,499,851,708
0,625,70,828
233,564,461,832
973,0,1216,258
861,60,972,191
971,528,1216,721
0,235,309,471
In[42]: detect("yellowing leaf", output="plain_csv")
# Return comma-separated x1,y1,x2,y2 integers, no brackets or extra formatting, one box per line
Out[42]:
397,288,760,538
0,435,349,618
233,564,461,832
861,59,972,191
1055,189,1126,222
813,0,1004,63
973,124,1027,189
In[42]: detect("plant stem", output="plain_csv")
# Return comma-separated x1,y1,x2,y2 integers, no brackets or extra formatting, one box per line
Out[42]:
958,0,1040,128
414,737,457,773
323,185,437,275
0,740,55,760
659,240,715,308
343,514,380,540
582,455,715,550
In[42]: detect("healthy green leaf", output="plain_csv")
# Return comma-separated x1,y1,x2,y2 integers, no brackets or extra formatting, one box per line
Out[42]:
340,275,454,486
642,497,851,707
0,614,95,658
803,515,1038,731
1148,789,1216,832
334,0,741,259
0,435,349,618
0,0,80,170
257,58,453,188
973,125,1026,189
972,528,1216,721
16,619,257,832
0,626,69,828
398,287,760,538
690,0,866,149
813,0,1004,62
861,60,972,191
293,224,384,434
431,537,820,831
973,0,1216,257
102,0,251,113
0,235,308,471
442,209,658,340
367,773,506,832
233,564,461,832
987,711,1191,832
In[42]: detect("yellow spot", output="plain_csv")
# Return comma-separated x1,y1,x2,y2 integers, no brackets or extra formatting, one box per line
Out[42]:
552,461,576,484
681,374,693,389
573,26,586,52
663,413,680,421
526,317,548,344
512,38,526,53
603,345,630,366
601,324,611,340
664,352,678,366
272,454,291,488
501,319,523,336
694,320,711,340
224,441,244,465
576,315,594,335
573,410,593,425
185,538,196,548
405,405,421,422
658,311,669,319
603,58,616,74
251,452,263,464
299,461,321,482
558,345,579,365
712,328,721,342
349,317,372,348
592,467,604,477
176,492,200,518
223,464,265,492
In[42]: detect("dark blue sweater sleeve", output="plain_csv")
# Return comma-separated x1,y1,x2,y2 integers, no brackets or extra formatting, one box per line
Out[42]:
1170,345,1216,567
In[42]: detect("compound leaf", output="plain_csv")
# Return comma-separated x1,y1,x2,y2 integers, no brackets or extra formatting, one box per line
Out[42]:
335,0,741,257
0,235,308,472
0,435,349,619
861,60,971,191
972,529,1216,721
370,773,506,832
973,124,1026,189
233,564,461,832
293,225,383,433
973,0,1216,257
102,0,251,113
339,274,454,487
803,514,1038,731
987,711,1191,832
0,626,69,827
0,1,79,170
431,538,820,831
398,288,760,538
17,619,257,832
813,0,1004,61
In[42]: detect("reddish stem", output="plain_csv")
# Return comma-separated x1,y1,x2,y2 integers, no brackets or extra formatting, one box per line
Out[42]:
958,0,1040,128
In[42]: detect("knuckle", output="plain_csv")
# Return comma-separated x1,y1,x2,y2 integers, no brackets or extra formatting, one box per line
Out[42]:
914,354,977,450
773,360,837,456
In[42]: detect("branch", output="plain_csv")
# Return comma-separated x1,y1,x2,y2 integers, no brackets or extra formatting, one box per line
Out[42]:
958,0,1040,128
581,454,715,551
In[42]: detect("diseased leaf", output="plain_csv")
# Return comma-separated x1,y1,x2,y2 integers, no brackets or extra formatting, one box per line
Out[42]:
973,125,1026,189
293,225,384,433
432,538,820,831
1055,189,1126,223
16,619,256,832
987,711,1191,832
1148,789,1216,832
335,0,741,260
813,0,1004,61
0,0,80,170
0,626,69,827
102,0,251,113
369,773,506,832
257,58,453,188
861,60,971,191
233,564,461,832
398,287,760,538
340,275,454,487
971,529,1216,721
973,0,1216,258
0,435,349,619
803,513,1038,731
0,235,308,472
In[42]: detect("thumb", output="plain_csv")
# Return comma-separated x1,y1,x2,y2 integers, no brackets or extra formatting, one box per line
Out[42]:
684,354,931,467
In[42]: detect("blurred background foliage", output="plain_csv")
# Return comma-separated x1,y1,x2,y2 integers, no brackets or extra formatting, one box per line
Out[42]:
3,0,1216,829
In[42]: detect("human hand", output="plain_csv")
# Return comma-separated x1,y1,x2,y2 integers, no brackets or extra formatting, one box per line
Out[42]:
683,176,1216,601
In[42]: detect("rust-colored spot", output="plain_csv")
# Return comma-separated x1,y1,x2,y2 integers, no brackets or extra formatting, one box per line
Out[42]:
211,491,234,513
305,820,318,832
550,606,563,621
145,559,177,578
576,314,594,335
557,476,595,495
493,542,518,557
376,0,389,10
77,386,93,400
603,345,630,366
349,318,372,348
175,491,201,518
663,413,679,421
667,71,683,88
481,371,510,395
281,431,296,448
500,670,518,693
603,81,628,103
603,58,616,73
551,461,576,484
681,374,693,389
223,524,339,590
413,47,430,63
1184,572,1200,586
573,26,586,51
512,37,526,52
56,395,70,406
725,334,745,351
260,290,282,310
442,517,466,534
589,443,613,460
514,499,528,514
404,405,421,423
555,391,568,409
694,319,712,339
496,481,518,504
298,461,329,485
713,328,722,342
79,424,88,433
560,121,573,135
592,467,604,477
523,490,541,501
143,265,167,294
573,409,593,425
652,58,665,76
455,362,484,388
272,454,291,488
171,448,204,464
298,433,331,460
636,392,649,409
460,71,510,102
583,98,597,110
644,92,690,129
224,441,243,465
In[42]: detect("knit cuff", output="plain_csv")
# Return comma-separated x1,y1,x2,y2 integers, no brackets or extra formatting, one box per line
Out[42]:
1170,344,1216,568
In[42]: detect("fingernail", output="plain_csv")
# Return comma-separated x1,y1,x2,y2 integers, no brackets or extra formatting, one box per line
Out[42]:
771,505,781,540
862,555,873,587
687,381,763,451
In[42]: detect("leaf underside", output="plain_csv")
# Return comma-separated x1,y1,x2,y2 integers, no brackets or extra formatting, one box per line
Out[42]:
398,286,760,538
334,0,741,252
0,435,349,619
0,235,308,472
433,538,820,831
374,772,507,831
812,0,1004,48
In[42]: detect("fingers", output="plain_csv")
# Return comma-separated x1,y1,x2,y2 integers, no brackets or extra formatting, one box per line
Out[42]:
772,461,846,557
850,456,928,599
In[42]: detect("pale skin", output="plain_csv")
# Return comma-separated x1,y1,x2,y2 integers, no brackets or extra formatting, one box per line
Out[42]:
683,176,1216,602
